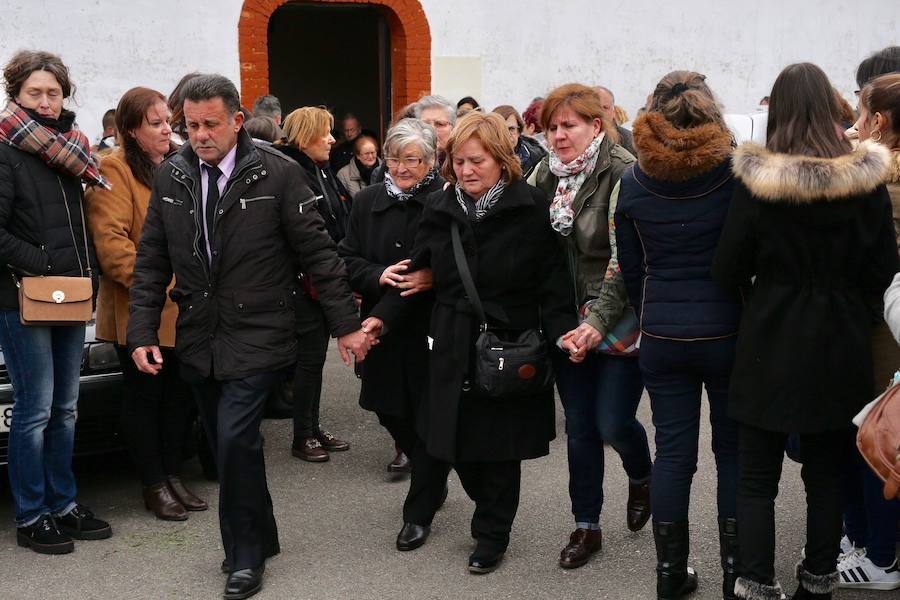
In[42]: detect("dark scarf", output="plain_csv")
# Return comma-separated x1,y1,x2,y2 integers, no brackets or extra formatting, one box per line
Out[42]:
384,168,437,202
354,157,377,185
0,101,110,189
454,179,506,221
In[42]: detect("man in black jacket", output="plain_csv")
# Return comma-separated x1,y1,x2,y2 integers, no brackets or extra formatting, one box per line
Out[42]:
127,74,370,600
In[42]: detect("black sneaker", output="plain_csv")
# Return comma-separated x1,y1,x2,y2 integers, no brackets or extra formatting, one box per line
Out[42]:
55,504,112,540
16,514,74,554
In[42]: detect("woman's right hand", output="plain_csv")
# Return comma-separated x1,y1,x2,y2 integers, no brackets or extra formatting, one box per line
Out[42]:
379,259,410,287
361,316,384,339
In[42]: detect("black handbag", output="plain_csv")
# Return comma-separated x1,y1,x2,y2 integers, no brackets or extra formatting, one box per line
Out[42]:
451,221,554,399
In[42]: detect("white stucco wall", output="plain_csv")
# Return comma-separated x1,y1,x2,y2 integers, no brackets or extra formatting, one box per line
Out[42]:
0,0,896,142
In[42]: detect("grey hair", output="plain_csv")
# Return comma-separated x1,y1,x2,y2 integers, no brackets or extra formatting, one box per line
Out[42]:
252,94,281,120
413,95,456,125
383,118,438,165
181,74,241,115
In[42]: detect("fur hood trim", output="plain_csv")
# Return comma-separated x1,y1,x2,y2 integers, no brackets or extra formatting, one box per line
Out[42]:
733,139,891,203
734,577,784,600
632,112,734,181
888,148,900,185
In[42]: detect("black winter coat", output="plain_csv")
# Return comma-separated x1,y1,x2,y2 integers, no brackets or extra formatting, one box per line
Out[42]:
0,144,99,309
615,114,742,340
371,179,577,462
338,175,444,417
128,129,360,380
713,141,899,433
517,136,547,180
276,144,352,244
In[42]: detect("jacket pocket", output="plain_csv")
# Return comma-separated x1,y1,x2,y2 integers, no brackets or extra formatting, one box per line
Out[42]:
239,195,276,210
162,196,184,206
233,289,289,312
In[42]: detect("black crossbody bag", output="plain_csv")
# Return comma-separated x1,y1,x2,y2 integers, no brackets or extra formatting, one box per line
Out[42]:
451,221,554,399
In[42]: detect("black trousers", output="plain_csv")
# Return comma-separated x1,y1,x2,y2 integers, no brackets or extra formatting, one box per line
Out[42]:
190,371,281,570
737,423,852,585
377,412,417,456
292,293,330,440
116,346,190,487
403,447,521,557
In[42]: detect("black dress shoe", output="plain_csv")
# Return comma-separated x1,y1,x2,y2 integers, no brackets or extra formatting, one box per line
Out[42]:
16,514,74,555
223,567,263,600
56,504,112,540
396,522,430,551
468,551,505,574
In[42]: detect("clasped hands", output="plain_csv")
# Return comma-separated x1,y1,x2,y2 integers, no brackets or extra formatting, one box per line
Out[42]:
560,321,603,364
379,259,432,297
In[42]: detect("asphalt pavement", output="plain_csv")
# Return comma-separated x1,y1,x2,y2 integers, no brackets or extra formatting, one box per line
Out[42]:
0,344,882,599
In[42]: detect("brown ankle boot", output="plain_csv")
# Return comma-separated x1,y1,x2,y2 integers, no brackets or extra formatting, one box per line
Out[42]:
167,476,208,511
143,481,188,521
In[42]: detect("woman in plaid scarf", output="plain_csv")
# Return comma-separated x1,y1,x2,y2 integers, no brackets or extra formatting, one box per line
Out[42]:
0,50,111,555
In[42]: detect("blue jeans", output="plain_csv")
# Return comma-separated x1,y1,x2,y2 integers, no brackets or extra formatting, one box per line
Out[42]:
0,312,84,527
639,336,739,523
844,447,900,567
553,350,651,525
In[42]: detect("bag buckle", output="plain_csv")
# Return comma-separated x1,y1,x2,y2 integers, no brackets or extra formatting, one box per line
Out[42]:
479,322,488,333
52,290,65,303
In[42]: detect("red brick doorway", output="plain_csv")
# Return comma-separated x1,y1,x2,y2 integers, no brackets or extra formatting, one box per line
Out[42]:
239,0,431,129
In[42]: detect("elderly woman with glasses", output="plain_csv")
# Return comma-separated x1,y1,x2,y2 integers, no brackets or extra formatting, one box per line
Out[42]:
361,112,578,574
339,118,444,477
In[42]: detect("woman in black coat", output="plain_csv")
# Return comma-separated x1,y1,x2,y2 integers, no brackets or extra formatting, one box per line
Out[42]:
276,107,353,462
713,63,899,600
0,50,111,553
363,112,578,574
615,71,741,600
338,118,444,474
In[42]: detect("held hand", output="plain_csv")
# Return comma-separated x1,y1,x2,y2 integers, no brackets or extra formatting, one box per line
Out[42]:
379,259,410,287
361,316,384,339
398,268,433,297
337,329,372,366
132,345,163,375
570,322,603,351
560,336,586,364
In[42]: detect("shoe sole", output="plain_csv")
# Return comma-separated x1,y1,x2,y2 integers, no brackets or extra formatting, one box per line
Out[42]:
16,532,74,554
59,525,112,540
387,465,412,473
291,450,329,463
222,581,262,600
396,538,427,551
838,581,900,590
322,445,350,452
146,507,189,522
559,556,592,569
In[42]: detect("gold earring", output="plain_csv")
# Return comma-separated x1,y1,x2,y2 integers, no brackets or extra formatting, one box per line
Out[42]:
871,129,883,143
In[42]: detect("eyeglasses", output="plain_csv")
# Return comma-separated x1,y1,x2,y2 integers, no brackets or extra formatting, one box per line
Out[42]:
385,157,424,168
423,120,452,130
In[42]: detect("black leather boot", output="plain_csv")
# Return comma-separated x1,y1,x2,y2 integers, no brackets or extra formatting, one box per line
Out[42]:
719,518,739,600
653,521,698,600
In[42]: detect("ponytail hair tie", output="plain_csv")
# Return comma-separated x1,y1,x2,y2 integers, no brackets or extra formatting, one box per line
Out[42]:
672,83,689,95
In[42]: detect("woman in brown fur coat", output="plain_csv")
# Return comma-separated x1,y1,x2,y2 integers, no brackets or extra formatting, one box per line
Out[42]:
85,87,206,521
713,63,898,600
615,71,741,600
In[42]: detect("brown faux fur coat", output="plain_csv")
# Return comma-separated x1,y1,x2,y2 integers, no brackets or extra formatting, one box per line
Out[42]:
714,140,898,432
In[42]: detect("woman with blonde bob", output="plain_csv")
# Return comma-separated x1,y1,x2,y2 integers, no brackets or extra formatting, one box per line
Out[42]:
362,112,578,574
275,107,353,462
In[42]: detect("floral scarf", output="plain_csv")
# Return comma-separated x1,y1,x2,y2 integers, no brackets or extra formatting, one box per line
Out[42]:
384,168,437,202
0,101,110,189
548,133,604,236
455,179,506,221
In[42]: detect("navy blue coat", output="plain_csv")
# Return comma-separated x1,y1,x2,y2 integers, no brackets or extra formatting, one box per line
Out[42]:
615,159,743,340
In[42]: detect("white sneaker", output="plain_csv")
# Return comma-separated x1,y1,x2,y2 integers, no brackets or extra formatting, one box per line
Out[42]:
837,548,900,590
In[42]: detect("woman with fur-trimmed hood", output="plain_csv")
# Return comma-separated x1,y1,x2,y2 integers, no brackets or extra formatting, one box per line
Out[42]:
614,71,741,600
713,63,898,600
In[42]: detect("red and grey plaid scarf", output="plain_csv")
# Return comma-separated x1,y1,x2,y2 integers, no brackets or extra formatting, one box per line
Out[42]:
0,101,110,189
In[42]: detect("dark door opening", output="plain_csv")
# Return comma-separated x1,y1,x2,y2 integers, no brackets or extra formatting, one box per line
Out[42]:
268,2,391,142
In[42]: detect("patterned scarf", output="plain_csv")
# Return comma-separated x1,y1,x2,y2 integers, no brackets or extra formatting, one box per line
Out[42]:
384,168,437,202
0,101,110,189
548,133,604,236
455,179,506,221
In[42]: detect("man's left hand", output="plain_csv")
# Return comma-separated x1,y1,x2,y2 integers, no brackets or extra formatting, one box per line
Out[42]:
337,329,372,365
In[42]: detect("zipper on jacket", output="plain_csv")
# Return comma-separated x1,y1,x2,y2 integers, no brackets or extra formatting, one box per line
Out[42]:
56,176,86,277
170,170,209,280
239,195,275,210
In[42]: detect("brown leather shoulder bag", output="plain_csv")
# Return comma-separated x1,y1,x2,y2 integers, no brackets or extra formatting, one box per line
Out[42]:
857,382,900,499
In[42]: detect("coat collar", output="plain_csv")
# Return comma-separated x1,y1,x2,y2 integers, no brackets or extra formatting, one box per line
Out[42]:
632,112,734,181
888,148,900,185
169,128,261,183
430,178,535,224
732,139,891,203
371,174,444,213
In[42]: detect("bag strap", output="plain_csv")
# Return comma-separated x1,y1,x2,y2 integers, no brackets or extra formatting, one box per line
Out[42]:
450,221,487,329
